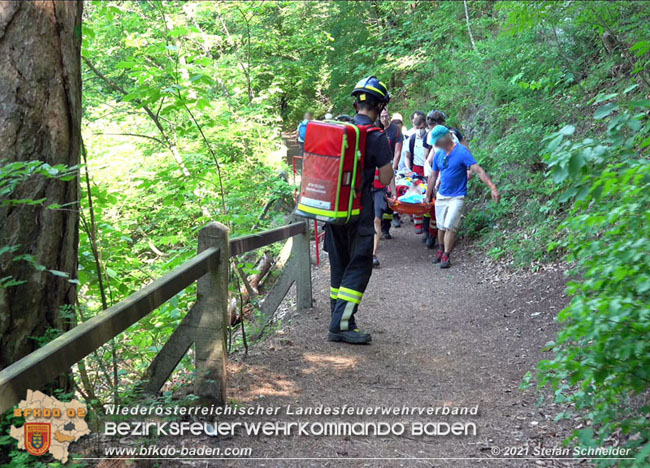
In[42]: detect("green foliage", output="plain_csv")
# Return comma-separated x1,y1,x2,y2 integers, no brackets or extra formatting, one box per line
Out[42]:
0,160,80,288
0,160,77,208
75,0,299,405
532,95,650,466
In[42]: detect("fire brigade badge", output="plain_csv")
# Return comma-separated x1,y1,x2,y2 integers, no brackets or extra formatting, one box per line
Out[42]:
25,422,51,456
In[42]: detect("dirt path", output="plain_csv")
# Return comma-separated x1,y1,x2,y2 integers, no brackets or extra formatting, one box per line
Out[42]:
84,224,579,467
191,224,578,467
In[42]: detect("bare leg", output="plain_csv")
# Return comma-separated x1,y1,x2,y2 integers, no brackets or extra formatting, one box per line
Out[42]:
437,229,445,250
444,230,457,253
373,217,381,255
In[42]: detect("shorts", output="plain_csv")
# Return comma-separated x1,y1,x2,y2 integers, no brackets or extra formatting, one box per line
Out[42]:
435,194,464,232
372,188,388,220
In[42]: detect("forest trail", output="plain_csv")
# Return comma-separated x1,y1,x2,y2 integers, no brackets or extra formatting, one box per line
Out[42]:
200,226,577,467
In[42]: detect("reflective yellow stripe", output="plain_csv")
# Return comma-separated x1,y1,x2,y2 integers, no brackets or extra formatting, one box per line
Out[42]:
340,302,355,331
365,85,386,97
338,287,363,304
382,213,393,220
330,287,339,300
297,204,360,218
339,287,363,298
337,292,360,304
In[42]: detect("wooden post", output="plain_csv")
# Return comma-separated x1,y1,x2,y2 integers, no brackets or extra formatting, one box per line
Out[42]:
294,219,312,310
193,222,229,404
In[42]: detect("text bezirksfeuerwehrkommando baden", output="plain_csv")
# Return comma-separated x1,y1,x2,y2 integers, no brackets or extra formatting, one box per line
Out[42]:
104,404,479,417
104,420,478,437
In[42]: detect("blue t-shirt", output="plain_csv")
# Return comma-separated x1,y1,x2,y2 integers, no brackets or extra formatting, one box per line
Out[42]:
297,120,309,142
432,144,477,197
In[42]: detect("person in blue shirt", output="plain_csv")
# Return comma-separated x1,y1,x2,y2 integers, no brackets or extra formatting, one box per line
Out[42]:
296,112,313,155
425,125,500,268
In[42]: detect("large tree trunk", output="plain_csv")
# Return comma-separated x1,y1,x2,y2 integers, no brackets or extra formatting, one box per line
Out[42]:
0,1,83,372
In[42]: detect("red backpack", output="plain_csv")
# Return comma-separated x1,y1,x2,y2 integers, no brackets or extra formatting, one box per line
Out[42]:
295,120,381,224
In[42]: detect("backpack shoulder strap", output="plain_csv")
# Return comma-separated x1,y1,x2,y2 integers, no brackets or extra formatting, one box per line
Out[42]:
409,134,415,154
357,124,383,134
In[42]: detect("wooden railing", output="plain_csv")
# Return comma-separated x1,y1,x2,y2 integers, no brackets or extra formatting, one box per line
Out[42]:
0,220,312,413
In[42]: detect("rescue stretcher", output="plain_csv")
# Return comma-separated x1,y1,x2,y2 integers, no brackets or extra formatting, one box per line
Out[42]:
387,173,435,216
386,197,434,216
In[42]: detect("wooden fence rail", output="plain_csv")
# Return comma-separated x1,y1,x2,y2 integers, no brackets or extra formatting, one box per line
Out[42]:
0,220,312,413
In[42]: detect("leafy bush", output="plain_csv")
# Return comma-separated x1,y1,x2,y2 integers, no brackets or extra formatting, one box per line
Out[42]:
527,91,650,466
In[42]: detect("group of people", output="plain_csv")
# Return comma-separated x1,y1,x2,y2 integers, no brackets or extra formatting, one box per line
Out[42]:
298,76,499,345
370,108,500,270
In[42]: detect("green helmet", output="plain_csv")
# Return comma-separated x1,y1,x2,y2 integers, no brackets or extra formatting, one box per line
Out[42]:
351,76,391,104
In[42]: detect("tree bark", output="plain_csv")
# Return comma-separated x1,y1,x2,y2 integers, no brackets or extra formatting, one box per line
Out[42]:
0,1,83,373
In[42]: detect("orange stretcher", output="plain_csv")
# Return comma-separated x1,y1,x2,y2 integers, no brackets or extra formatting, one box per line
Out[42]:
387,198,435,216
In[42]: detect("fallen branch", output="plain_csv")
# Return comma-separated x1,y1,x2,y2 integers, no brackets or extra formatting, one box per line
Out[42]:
228,251,274,324
248,251,273,293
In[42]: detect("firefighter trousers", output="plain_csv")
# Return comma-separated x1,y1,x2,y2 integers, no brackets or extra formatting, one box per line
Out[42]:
324,223,374,332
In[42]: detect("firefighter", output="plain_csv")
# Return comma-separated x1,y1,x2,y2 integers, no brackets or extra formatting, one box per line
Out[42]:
325,76,393,344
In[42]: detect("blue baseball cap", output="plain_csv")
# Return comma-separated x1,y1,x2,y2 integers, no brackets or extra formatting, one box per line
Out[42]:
429,125,450,145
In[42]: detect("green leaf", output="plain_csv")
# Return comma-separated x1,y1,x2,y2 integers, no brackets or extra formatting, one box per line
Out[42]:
630,40,650,57
623,83,639,94
628,99,650,108
547,134,564,153
593,102,618,120
551,165,569,184
115,61,135,69
593,93,618,105
558,125,575,136
567,153,585,177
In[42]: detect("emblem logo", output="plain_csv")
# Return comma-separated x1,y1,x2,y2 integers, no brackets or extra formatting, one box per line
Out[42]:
25,422,51,456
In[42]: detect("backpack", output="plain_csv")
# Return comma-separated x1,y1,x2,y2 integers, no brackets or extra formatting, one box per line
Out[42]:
408,131,431,166
295,120,381,224
297,120,309,142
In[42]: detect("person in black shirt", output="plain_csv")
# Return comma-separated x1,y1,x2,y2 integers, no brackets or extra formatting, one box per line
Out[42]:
325,76,393,344
427,110,466,148
374,109,404,247
380,109,405,159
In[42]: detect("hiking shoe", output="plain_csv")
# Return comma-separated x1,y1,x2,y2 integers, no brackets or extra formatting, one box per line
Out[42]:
440,253,451,269
381,232,392,240
373,255,380,268
433,250,444,264
392,217,401,228
328,329,372,344
426,235,436,249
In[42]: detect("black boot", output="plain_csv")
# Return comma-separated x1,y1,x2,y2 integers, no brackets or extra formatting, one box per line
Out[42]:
329,299,371,344
381,219,392,239
425,234,436,249
328,329,372,344
421,217,431,244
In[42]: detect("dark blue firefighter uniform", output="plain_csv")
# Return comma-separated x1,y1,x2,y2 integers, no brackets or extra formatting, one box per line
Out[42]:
325,113,392,332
